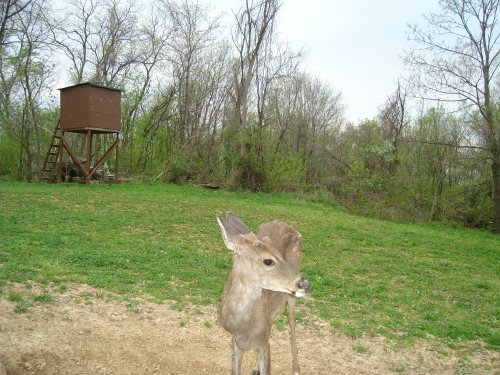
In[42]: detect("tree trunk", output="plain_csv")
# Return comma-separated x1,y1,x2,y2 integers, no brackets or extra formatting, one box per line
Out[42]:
483,85,499,234
233,62,254,189
492,156,500,233
429,173,443,222
429,154,449,222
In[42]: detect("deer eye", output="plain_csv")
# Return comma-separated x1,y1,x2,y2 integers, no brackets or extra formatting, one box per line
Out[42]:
263,259,275,266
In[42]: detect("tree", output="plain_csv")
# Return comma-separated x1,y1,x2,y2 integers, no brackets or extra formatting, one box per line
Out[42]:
0,0,53,181
49,0,99,84
0,0,32,48
262,72,344,191
50,0,141,87
121,5,170,148
139,0,228,183
161,0,221,150
230,0,281,188
249,42,303,190
416,107,464,221
406,0,500,233
378,80,409,174
90,0,140,86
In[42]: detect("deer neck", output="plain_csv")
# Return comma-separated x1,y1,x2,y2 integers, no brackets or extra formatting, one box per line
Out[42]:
221,262,270,336
226,262,264,306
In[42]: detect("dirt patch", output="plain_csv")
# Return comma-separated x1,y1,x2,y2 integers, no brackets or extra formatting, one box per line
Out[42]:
0,284,497,375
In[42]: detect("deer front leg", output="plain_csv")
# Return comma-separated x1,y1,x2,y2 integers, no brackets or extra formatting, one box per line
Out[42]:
287,296,300,375
232,336,244,375
251,342,271,375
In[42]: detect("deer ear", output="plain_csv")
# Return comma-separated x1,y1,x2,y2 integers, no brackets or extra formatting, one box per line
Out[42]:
261,236,272,247
217,212,251,251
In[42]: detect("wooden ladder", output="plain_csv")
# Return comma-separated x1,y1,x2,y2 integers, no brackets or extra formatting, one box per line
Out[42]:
39,120,63,182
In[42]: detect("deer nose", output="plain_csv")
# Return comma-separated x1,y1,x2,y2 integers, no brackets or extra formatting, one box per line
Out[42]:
297,278,310,292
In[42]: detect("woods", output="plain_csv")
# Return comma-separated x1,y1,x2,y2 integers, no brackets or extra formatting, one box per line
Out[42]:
1,0,499,232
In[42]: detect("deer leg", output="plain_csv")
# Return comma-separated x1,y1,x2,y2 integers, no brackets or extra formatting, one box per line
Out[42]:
232,336,244,375
287,296,300,375
252,343,271,375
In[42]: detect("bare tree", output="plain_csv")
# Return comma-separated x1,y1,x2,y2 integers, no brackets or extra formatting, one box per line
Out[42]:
140,0,228,183
90,0,140,86
50,0,141,87
264,72,344,189
405,0,500,233
0,0,32,48
295,75,344,184
378,81,409,174
230,0,281,188
121,6,170,146
0,0,53,181
49,0,100,84
1,0,33,113
255,43,302,130
161,0,221,149
247,42,303,188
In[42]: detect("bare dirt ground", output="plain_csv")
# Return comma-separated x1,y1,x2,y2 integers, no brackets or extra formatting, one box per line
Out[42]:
0,284,498,375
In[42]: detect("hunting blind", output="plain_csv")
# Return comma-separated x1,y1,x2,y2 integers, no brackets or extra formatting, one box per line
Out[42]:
39,82,122,183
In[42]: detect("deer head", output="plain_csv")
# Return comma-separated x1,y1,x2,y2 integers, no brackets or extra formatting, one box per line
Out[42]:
217,212,309,297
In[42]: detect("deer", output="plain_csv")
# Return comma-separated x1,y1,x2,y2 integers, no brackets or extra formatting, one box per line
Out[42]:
217,212,310,375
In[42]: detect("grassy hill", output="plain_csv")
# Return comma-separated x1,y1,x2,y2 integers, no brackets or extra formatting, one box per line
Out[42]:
0,182,498,348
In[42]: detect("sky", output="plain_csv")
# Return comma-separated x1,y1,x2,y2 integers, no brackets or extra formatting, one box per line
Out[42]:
216,0,442,123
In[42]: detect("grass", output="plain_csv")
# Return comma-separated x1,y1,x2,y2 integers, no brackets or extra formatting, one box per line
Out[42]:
353,343,370,354
0,181,499,348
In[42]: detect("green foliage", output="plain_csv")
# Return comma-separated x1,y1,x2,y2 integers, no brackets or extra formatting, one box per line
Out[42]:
331,109,494,228
264,150,306,192
0,136,19,179
0,182,499,348
153,148,207,184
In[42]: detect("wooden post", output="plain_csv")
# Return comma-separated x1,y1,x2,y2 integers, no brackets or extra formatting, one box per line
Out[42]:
86,129,92,183
61,138,87,177
57,131,65,182
87,138,119,179
115,135,120,182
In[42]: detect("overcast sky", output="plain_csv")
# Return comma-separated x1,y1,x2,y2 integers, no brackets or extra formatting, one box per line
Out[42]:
217,0,442,123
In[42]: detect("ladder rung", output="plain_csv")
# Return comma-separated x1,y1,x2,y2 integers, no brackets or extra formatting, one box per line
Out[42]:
54,136,61,139
49,152,58,155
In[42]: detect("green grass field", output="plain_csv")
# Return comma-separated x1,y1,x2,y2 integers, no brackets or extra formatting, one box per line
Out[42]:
0,182,498,348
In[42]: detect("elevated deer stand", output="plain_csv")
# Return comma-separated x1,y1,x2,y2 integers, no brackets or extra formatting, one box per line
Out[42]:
40,83,122,183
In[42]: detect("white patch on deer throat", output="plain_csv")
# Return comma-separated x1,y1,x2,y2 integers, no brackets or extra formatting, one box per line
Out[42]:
294,289,306,298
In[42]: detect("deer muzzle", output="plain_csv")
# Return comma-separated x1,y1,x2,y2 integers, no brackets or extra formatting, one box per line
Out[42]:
293,278,310,298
